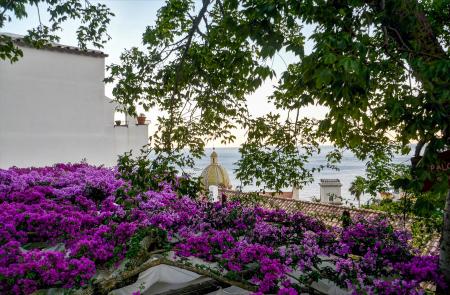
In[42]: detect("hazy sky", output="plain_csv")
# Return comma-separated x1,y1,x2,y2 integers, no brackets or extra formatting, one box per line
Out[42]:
4,0,328,147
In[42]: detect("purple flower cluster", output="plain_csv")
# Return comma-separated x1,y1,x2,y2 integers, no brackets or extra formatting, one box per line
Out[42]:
171,204,444,294
0,164,134,294
394,256,445,289
334,216,446,294
170,203,336,294
3,247,95,294
0,163,445,295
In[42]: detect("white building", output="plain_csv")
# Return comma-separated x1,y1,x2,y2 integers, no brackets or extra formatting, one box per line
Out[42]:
0,33,148,168
319,179,343,204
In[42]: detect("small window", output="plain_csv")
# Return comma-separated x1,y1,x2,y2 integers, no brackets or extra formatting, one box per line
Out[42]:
329,194,334,202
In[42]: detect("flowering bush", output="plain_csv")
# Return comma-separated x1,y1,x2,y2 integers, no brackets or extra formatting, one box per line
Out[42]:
333,217,446,294
0,164,133,294
0,163,445,294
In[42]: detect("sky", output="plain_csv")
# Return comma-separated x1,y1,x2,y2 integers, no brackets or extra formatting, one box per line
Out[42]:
3,0,327,147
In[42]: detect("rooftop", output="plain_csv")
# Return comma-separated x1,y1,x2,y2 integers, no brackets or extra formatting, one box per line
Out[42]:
260,191,293,199
1,32,108,58
320,178,341,183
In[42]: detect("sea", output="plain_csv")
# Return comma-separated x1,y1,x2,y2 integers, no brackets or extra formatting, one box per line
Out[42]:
186,146,413,206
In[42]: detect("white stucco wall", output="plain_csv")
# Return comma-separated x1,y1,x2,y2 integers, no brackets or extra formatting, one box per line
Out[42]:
0,45,148,168
319,179,342,204
113,124,149,157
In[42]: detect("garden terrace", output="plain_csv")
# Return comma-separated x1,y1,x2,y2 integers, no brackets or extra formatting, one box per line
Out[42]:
0,164,444,294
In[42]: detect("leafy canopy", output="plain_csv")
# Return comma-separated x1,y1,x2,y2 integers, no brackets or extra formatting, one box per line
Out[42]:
107,0,449,192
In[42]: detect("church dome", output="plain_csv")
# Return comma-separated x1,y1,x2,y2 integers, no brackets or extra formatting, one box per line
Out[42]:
201,149,232,189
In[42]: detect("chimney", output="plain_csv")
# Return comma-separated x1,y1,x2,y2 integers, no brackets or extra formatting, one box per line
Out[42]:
292,186,300,200
319,179,342,204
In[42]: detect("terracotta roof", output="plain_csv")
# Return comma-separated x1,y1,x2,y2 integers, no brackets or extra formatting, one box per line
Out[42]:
221,190,441,255
266,197,441,255
259,196,383,225
260,191,293,199
1,32,108,58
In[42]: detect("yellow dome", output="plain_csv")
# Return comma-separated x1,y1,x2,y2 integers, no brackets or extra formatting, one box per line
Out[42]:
201,150,232,189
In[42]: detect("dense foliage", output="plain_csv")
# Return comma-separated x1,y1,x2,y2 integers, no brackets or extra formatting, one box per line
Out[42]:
105,0,449,192
0,163,445,294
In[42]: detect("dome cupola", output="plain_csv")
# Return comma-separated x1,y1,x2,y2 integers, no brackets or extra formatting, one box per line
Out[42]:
200,149,232,189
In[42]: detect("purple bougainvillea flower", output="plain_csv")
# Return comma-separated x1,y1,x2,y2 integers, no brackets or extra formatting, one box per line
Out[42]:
0,163,443,294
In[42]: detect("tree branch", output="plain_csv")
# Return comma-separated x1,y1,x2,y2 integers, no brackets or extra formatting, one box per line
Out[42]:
414,140,426,158
164,0,213,153
175,0,213,90
35,3,42,28
0,0,14,18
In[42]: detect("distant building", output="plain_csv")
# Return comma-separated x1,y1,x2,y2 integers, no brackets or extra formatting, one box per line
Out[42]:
319,179,342,204
200,149,232,189
0,33,148,168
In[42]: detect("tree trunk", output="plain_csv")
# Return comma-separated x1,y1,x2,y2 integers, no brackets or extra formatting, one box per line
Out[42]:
438,190,450,293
